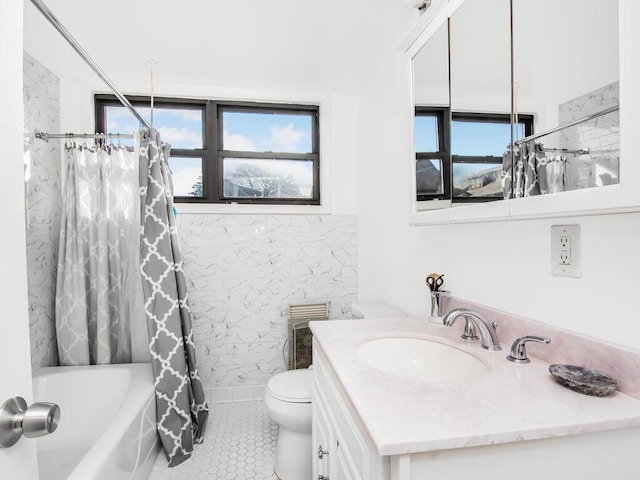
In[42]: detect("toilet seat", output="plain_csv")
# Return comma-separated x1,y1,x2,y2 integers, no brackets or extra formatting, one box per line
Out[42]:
266,369,313,403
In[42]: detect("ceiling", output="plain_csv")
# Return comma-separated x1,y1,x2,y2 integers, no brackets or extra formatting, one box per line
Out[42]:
23,0,418,93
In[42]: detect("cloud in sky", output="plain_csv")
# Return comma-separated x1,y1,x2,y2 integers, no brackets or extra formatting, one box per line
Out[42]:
172,110,202,123
223,130,257,151
158,126,202,149
170,165,201,196
269,123,308,153
105,106,202,135
224,123,310,153
105,107,312,157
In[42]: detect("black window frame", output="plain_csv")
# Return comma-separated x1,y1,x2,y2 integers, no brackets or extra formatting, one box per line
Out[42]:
95,95,321,205
414,106,451,202
414,107,533,203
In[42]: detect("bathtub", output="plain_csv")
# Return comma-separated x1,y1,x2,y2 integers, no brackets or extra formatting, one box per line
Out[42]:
33,363,160,480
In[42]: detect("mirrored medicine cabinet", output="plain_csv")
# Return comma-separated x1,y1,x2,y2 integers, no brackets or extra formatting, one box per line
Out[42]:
408,0,639,225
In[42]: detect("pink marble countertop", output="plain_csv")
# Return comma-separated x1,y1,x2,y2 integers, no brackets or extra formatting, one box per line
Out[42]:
310,317,640,456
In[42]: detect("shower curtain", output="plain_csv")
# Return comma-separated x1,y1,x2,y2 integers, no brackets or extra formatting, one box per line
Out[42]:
138,128,209,467
55,142,147,365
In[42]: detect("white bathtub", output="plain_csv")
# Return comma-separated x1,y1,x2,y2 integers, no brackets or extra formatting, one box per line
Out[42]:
33,363,160,480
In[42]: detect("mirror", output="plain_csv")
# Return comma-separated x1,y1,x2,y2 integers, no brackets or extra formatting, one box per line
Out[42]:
513,0,619,195
413,19,450,210
411,0,621,219
449,0,513,203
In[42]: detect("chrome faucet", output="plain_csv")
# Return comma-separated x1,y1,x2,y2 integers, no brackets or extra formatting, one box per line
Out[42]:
442,308,502,351
506,336,551,364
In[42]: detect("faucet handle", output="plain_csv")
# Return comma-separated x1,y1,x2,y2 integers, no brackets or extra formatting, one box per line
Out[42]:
460,315,479,341
507,336,551,364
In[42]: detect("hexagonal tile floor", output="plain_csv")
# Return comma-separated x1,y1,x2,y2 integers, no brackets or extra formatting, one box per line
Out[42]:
148,400,279,480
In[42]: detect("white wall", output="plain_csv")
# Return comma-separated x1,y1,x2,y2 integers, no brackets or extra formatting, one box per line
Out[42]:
357,0,640,350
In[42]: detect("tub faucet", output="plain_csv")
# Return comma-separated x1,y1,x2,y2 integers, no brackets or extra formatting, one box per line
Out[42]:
442,308,502,351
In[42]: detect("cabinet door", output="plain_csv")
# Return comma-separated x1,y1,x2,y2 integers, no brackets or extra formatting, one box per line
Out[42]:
334,443,357,480
313,390,332,479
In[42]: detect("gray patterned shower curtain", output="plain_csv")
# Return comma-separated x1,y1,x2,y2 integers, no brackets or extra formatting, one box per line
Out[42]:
55,143,146,365
138,128,209,467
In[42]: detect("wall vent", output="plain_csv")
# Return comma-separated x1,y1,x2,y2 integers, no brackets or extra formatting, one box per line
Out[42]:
288,302,329,369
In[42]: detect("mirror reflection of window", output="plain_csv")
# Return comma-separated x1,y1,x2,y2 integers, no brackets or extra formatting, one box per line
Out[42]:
414,108,450,201
451,114,532,200
415,115,443,195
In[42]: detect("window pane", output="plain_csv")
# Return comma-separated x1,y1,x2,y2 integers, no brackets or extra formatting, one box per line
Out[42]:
223,158,313,199
416,159,444,195
105,105,203,149
222,111,313,153
451,120,511,156
453,161,503,198
168,157,204,197
415,115,439,152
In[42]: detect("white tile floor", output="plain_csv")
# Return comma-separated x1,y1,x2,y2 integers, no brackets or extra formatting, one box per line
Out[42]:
148,400,279,480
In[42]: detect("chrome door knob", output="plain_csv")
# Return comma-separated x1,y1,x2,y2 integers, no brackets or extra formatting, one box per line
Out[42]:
0,396,60,448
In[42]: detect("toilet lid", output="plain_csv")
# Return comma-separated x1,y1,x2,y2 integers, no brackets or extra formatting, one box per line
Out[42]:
267,369,313,403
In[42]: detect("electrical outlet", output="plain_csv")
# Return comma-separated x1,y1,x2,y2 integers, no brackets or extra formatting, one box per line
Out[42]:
551,225,581,278
559,236,571,265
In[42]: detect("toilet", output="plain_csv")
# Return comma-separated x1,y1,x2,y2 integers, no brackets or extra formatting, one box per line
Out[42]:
265,301,405,480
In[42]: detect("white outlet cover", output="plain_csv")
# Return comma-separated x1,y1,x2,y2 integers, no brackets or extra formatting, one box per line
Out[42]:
550,225,582,278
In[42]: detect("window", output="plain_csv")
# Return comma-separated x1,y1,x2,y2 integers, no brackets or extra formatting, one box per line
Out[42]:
415,108,532,203
95,95,320,205
414,107,451,201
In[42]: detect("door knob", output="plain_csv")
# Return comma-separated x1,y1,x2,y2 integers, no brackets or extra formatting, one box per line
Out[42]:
0,396,60,448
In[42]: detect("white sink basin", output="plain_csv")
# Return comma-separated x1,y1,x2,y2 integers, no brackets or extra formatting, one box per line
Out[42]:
356,336,489,383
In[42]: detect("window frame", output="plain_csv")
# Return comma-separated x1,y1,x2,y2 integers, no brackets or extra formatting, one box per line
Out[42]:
95,95,321,205
414,106,451,202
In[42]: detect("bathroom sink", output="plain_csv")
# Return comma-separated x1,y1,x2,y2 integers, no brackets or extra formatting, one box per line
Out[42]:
356,336,489,383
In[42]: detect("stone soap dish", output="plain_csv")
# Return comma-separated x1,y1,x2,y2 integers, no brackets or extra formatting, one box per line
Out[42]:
549,364,618,397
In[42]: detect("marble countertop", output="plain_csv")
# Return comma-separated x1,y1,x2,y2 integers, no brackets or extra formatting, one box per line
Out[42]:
310,317,640,456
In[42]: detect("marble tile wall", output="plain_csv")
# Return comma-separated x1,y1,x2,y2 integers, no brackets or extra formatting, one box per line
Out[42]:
177,214,358,388
559,82,619,191
23,52,61,368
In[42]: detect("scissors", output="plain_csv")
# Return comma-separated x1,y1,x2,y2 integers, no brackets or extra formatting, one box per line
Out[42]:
425,274,444,292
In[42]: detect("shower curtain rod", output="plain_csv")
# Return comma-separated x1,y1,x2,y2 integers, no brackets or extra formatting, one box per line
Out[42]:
34,130,134,142
539,146,589,155
30,0,152,130
513,105,619,147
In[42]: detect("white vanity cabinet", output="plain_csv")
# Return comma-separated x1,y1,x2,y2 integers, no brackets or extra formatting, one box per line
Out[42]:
312,333,640,480
312,344,388,480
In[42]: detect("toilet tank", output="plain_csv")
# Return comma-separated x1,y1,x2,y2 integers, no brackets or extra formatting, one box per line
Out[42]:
350,302,406,319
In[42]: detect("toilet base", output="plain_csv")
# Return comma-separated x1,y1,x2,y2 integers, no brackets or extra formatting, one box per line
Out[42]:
273,426,311,480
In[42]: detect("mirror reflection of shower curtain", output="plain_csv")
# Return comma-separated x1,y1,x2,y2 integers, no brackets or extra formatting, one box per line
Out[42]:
544,155,567,194
504,141,567,197
55,144,149,365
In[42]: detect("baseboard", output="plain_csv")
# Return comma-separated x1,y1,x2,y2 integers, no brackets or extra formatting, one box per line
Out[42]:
204,385,267,404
